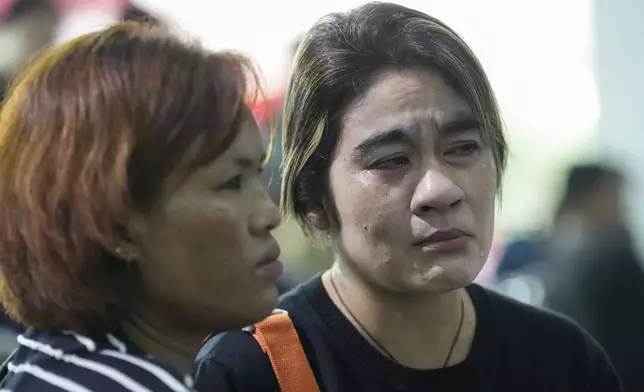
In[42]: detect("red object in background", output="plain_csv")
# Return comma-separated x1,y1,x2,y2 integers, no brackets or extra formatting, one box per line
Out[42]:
250,92,285,132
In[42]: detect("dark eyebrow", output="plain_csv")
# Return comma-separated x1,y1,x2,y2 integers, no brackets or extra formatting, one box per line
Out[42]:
351,114,479,158
352,128,414,157
439,114,481,135
234,153,266,169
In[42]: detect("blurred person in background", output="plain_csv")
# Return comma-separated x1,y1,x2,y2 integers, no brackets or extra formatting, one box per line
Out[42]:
538,164,644,392
195,3,622,391
0,0,57,100
0,0,157,100
495,229,546,280
0,21,282,391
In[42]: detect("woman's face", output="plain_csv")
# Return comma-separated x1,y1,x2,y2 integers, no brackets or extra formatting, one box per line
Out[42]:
327,68,497,294
130,112,282,332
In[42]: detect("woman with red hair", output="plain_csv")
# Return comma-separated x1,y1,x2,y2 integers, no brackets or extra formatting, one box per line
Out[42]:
0,20,283,391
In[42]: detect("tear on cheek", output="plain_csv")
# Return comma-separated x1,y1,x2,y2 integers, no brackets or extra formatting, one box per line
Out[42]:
356,171,379,186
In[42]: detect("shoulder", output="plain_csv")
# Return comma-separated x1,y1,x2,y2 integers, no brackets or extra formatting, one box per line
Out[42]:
471,283,592,341
4,330,195,392
471,284,622,390
194,279,319,392
195,327,281,392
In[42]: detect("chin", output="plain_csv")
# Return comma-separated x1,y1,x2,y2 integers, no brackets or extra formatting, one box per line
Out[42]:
244,284,280,323
404,268,477,295
214,284,279,330
410,252,485,292
418,279,469,294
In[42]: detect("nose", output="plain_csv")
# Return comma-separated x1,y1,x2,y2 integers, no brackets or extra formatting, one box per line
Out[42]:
410,169,464,217
249,186,282,236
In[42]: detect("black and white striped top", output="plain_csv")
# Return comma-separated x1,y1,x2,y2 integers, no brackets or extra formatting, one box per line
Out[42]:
2,329,196,391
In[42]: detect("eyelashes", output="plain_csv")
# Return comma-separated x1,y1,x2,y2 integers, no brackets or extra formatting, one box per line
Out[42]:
444,142,481,158
216,175,242,191
368,141,482,172
370,155,410,171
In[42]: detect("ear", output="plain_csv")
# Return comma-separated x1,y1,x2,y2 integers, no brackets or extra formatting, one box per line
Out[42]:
306,208,331,231
109,211,148,262
109,242,139,262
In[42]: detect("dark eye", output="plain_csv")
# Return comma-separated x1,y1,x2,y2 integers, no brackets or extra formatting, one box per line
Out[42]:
217,175,242,191
372,155,410,170
445,142,481,158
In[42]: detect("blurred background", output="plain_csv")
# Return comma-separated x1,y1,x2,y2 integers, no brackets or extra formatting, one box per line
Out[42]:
0,0,643,390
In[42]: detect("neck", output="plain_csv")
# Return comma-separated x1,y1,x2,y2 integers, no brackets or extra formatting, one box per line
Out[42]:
121,308,207,375
323,263,475,369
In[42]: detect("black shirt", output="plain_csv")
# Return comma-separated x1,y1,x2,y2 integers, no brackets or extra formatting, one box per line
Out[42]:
195,275,622,392
4,329,195,391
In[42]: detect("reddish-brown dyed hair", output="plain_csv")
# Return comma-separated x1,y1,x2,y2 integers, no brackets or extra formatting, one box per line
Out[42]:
0,21,258,334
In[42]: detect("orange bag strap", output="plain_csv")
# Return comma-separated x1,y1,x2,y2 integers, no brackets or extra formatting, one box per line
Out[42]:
251,311,320,392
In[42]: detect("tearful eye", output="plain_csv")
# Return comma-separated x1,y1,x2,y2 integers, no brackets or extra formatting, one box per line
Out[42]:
217,175,242,191
445,142,481,158
371,155,410,170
